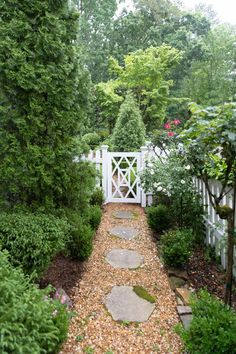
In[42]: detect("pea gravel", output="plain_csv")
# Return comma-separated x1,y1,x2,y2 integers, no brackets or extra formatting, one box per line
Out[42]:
60,204,182,354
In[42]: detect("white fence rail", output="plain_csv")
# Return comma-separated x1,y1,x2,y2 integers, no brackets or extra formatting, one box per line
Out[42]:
194,178,236,278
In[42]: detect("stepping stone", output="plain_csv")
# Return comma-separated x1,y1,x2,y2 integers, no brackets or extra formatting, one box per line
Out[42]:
168,268,189,281
180,314,193,329
106,249,144,269
104,286,155,322
113,211,135,219
177,306,192,315
175,288,192,305
109,226,138,240
169,276,186,291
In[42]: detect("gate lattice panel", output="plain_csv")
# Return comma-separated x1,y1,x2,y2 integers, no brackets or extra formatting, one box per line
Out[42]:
107,152,141,203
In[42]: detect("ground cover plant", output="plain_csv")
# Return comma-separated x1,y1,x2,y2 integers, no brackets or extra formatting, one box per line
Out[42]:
0,250,70,354
177,290,236,354
0,212,70,278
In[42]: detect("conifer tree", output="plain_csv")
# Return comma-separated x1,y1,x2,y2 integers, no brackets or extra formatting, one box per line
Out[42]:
0,0,92,210
112,94,145,151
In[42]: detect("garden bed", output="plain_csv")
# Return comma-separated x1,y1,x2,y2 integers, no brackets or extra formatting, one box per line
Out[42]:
187,247,236,309
39,254,86,298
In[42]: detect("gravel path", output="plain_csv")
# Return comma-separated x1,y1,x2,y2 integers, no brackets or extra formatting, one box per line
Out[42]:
60,203,182,354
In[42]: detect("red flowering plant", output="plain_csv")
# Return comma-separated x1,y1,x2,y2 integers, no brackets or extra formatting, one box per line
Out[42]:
148,118,182,163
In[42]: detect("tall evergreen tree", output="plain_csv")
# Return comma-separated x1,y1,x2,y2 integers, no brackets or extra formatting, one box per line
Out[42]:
0,0,92,210
112,94,145,151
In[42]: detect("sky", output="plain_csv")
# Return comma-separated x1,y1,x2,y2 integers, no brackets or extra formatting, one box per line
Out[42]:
181,0,236,24
122,0,236,24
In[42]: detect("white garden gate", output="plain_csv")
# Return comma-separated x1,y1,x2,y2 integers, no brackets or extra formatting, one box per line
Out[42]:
85,145,152,207
107,152,141,203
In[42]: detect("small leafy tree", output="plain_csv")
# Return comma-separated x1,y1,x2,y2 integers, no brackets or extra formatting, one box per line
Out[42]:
112,94,145,151
108,45,182,130
180,102,236,305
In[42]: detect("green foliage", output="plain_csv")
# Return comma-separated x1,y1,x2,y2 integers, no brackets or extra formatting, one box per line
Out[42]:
90,188,104,206
65,211,94,260
92,82,123,133
82,132,101,150
112,94,145,151
146,205,172,233
180,102,236,184
0,0,92,211
85,205,102,230
77,0,117,82
178,290,236,353
108,46,182,130
0,250,70,354
178,25,236,106
0,212,70,277
160,228,194,268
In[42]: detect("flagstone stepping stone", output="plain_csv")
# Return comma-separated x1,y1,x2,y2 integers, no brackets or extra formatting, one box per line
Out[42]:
113,210,135,219
106,249,144,269
104,286,155,322
109,226,138,240
175,288,192,305
180,314,193,329
177,306,192,315
169,276,187,291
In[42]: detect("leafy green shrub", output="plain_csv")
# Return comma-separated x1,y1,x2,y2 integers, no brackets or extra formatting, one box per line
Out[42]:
0,213,70,277
0,250,70,354
85,205,102,230
146,205,172,233
90,187,104,206
65,211,95,260
160,228,194,268
82,132,101,150
178,290,236,353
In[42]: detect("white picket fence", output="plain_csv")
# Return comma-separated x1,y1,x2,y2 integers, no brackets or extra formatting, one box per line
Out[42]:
83,146,235,276
193,178,236,277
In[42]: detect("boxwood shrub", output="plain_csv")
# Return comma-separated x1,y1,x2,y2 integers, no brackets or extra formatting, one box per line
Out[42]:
0,212,70,277
178,290,236,353
146,204,172,233
160,228,194,268
0,250,70,354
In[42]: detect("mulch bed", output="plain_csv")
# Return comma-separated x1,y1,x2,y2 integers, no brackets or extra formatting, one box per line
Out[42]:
187,247,236,309
39,255,87,298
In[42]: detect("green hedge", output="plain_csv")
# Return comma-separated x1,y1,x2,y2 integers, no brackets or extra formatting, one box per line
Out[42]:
178,290,236,353
0,251,69,354
0,212,70,277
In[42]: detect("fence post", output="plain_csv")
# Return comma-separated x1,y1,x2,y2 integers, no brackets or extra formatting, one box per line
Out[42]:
101,145,109,203
140,145,148,208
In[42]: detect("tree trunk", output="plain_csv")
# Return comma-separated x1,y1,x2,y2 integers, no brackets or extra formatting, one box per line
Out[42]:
224,214,234,305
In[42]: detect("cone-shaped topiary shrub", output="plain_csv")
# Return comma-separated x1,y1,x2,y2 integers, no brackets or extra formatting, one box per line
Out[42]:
112,93,145,151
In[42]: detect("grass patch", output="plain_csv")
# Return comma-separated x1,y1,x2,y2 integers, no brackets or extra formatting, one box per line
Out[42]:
133,286,155,303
